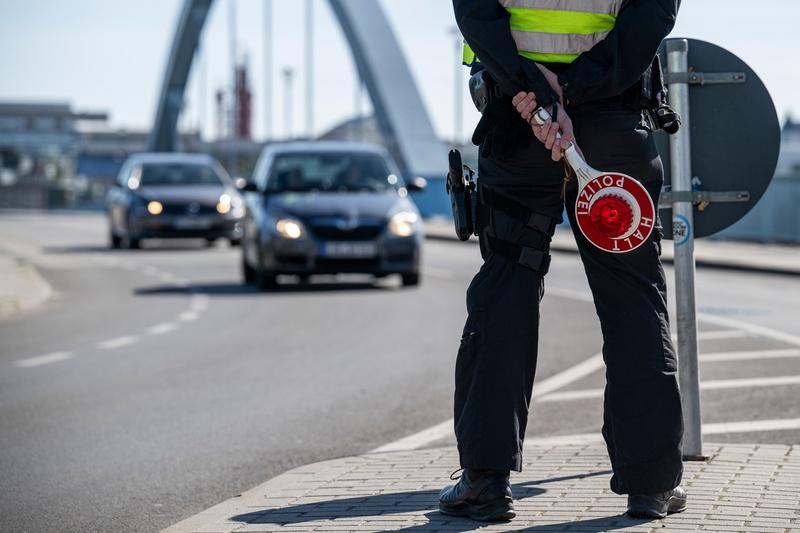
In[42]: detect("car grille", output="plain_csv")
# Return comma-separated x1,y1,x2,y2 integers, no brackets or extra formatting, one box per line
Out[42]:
310,225,384,241
161,202,217,215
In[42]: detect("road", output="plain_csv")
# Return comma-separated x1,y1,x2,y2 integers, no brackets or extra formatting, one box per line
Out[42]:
1,211,798,533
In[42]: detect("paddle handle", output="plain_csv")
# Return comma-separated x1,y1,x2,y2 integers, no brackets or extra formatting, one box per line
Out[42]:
531,107,594,185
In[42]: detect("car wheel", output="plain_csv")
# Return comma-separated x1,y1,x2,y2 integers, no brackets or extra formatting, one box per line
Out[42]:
127,237,141,250
401,272,420,287
241,253,256,284
256,268,277,291
110,229,122,249
229,238,242,247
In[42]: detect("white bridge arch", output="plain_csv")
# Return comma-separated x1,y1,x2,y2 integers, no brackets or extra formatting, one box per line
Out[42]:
149,0,444,179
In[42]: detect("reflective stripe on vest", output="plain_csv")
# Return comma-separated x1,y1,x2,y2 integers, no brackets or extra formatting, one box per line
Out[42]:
462,0,622,67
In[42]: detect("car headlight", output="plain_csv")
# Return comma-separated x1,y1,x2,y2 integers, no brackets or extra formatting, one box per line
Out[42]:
276,218,305,240
216,194,232,214
388,211,418,237
147,200,163,215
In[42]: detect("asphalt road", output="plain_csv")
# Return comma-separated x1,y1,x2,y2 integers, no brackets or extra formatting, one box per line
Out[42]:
1,212,798,533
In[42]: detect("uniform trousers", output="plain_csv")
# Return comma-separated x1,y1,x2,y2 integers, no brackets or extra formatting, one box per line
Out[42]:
453,98,684,495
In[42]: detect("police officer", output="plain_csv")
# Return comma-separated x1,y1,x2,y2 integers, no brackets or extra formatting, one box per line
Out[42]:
439,0,686,522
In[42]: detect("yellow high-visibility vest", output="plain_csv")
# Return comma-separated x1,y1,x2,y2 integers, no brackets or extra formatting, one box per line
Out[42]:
463,0,623,67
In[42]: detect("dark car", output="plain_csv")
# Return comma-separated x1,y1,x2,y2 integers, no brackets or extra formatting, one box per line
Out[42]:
240,142,426,289
107,153,244,249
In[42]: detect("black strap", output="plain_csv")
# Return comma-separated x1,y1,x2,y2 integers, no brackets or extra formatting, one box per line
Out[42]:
487,235,551,275
480,184,557,236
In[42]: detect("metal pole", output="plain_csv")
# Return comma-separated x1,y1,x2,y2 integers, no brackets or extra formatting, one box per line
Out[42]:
283,67,295,139
305,0,314,138
263,0,273,140
666,38,704,460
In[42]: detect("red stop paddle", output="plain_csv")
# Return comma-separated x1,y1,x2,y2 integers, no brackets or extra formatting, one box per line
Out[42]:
532,107,655,253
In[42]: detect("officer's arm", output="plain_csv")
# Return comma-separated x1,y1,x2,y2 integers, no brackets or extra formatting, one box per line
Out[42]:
453,0,559,108
556,0,679,105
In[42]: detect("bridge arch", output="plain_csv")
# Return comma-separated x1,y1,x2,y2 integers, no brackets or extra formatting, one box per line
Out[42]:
149,0,443,178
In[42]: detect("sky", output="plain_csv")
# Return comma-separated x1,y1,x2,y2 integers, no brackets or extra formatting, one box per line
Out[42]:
1,0,799,145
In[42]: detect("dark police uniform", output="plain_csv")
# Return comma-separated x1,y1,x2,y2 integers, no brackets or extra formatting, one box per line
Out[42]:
451,0,683,496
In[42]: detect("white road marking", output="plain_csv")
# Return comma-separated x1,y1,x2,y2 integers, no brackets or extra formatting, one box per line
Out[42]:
96,335,139,350
524,417,800,447
190,295,209,311
695,330,751,341
702,417,800,435
146,322,178,335
700,348,800,363
697,312,800,347
369,284,800,453
538,374,800,403
15,351,74,368
370,350,605,453
178,311,199,322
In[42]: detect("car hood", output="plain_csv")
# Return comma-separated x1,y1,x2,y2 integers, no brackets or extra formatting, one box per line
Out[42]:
137,185,228,204
268,192,410,221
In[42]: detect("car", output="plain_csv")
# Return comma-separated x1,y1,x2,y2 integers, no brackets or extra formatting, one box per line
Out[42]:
239,141,426,289
107,153,244,249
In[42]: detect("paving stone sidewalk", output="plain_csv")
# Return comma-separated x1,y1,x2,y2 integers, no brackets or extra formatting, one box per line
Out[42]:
163,443,800,533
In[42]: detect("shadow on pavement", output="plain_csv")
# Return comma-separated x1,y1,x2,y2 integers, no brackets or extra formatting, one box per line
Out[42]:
229,470,640,532
134,280,391,296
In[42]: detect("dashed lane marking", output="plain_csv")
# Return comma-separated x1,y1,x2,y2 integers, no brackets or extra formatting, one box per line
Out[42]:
96,335,139,350
524,417,800,447
146,322,178,335
178,311,199,322
538,374,800,403
15,351,75,368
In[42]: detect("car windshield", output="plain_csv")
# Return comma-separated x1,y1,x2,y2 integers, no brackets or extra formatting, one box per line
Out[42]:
137,163,224,187
266,153,396,193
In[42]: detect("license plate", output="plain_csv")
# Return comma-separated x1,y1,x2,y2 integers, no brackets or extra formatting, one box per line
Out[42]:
174,217,212,230
322,241,378,258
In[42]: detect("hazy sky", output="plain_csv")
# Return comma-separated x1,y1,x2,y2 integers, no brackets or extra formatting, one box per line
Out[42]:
1,0,798,144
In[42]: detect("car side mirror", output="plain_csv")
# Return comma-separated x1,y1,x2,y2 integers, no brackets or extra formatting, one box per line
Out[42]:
239,180,259,193
406,177,428,192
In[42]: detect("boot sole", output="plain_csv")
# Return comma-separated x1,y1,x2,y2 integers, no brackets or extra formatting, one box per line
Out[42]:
439,498,515,522
626,494,687,519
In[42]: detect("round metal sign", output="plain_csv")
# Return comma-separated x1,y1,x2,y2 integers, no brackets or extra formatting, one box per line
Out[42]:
654,38,781,239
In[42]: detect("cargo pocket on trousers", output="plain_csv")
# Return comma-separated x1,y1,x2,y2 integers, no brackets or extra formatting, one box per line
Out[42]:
455,326,480,385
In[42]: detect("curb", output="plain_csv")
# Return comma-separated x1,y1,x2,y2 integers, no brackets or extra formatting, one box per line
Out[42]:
0,254,52,320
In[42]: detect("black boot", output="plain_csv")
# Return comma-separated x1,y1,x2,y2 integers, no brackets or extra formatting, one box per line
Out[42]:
626,486,687,519
438,468,515,522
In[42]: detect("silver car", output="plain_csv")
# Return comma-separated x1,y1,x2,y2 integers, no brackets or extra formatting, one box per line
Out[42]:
107,153,244,249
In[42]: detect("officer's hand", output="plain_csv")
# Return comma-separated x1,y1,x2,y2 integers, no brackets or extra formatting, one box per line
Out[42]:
512,92,538,122
533,107,577,162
